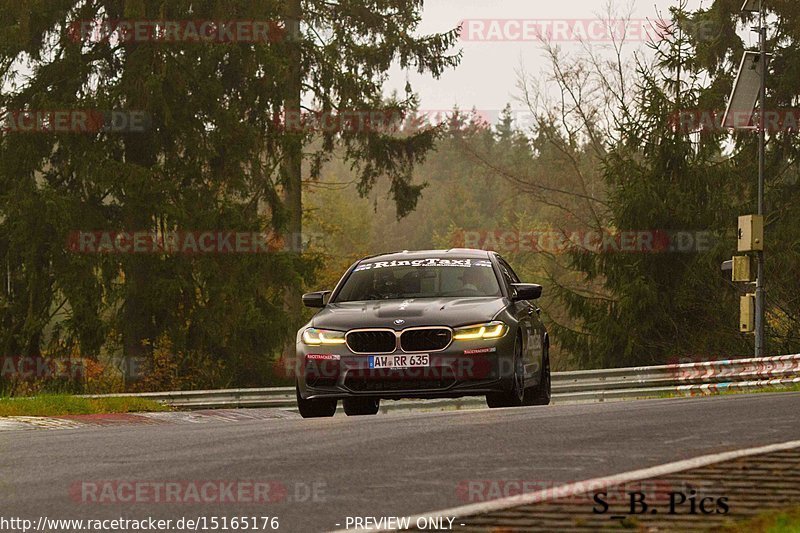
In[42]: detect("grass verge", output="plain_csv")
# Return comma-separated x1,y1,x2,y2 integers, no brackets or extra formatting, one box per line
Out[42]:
720,506,800,532
659,383,800,399
0,395,170,417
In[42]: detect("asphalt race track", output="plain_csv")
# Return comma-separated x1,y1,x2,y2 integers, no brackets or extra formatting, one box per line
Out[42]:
3,393,800,532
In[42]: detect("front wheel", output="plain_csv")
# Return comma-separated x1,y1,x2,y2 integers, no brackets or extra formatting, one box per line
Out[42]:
296,384,337,418
486,335,525,408
524,346,551,406
343,397,380,416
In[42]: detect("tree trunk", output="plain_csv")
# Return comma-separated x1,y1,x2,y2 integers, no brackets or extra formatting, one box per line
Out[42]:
120,44,157,380
284,0,303,239
280,0,304,379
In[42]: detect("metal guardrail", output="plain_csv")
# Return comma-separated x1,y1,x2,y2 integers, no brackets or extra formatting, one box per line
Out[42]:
85,354,800,410
86,387,297,409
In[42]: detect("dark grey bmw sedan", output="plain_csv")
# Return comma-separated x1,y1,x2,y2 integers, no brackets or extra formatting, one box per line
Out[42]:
295,249,550,418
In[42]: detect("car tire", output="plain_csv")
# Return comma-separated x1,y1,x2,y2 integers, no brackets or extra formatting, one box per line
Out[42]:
296,384,337,418
525,345,551,406
486,334,525,408
485,392,512,408
343,397,380,416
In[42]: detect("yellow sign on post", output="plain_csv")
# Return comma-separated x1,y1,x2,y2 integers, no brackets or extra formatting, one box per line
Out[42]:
738,215,764,252
740,294,755,333
732,255,754,282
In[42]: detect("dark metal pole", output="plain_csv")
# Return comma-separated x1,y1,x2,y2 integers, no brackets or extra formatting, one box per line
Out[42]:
755,0,766,356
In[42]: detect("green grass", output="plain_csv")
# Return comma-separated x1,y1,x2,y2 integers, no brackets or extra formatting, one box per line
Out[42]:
659,383,800,400
720,506,800,532
0,394,171,417
716,383,800,396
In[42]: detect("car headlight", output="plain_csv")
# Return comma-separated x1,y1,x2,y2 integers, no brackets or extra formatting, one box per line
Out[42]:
453,321,508,340
302,328,347,345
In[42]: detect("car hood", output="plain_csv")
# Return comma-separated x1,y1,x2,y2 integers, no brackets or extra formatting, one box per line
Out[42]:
311,297,509,331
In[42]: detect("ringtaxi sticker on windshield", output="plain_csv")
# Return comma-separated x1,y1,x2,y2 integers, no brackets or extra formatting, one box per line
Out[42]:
354,258,493,272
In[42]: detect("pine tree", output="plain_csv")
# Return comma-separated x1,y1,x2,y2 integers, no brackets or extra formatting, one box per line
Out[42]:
550,6,753,368
0,0,460,388
686,0,800,355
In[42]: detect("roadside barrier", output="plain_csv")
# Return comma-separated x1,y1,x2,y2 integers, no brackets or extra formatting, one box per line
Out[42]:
83,354,800,409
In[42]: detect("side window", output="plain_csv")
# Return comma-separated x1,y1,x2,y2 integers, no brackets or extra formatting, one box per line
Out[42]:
495,257,517,291
498,257,520,284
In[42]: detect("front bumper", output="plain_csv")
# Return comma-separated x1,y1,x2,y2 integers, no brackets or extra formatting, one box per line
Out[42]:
295,335,516,400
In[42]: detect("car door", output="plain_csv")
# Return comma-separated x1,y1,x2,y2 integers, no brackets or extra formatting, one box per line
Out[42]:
496,256,541,381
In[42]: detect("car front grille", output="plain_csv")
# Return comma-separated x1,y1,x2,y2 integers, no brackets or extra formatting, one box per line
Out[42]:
400,328,452,353
346,330,396,354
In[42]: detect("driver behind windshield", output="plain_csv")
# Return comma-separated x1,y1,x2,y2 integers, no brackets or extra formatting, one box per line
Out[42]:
459,267,486,293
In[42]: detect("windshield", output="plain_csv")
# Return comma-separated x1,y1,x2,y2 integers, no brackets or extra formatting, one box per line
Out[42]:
333,258,502,302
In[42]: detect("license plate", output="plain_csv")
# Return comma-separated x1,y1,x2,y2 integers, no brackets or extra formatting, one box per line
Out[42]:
368,354,429,369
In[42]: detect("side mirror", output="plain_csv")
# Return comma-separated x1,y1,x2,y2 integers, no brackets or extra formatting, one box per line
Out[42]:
302,291,331,308
511,283,542,301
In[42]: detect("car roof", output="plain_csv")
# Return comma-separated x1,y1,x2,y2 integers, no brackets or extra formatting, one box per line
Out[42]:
358,248,493,263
